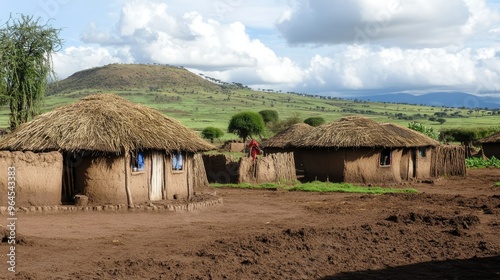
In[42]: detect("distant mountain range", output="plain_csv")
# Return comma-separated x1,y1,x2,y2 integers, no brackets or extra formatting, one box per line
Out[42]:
356,92,500,109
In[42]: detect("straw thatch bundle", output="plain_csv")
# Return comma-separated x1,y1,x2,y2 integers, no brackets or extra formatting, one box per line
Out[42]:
480,131,500,143
0,94,214,154
290,116,438,148
262,123,312,148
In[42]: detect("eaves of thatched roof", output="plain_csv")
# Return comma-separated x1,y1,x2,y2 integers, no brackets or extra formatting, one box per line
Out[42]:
0,94,214,154
480,131,500,143
289,116,439,149
262,123,312,148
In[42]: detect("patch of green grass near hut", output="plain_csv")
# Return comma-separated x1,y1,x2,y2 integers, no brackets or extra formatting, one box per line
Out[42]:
211,181,418,194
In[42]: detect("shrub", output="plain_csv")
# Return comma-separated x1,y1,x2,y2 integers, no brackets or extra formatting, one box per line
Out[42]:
228,111,265,142
201,126,224,143
304,117,325,127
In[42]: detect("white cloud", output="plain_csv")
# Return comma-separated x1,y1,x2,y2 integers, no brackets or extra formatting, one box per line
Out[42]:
53,46,133,79
277,0,500,47
50,0,500,96
297,45,500,94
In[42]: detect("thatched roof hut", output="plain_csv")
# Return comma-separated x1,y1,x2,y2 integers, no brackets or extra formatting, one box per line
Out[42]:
290,116,438,149
262,123,312,148
0,94,214,206
0,94,214,153
479,131,500,159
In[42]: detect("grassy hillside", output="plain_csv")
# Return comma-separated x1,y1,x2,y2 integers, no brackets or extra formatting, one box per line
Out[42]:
1,64,499,140
47,63,221,94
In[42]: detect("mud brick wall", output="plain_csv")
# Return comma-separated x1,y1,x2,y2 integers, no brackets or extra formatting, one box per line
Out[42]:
238,152,296,184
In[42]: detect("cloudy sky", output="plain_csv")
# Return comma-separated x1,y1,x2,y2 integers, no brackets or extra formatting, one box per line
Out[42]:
3,0,500,97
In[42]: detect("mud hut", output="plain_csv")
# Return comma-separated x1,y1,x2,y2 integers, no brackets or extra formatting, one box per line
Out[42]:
480,131,500,159
289,116,439,183
262,123,312,170
0,94,214,206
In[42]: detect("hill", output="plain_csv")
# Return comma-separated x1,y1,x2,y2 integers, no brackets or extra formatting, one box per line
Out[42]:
48,63,221,94
1,64,498,137
357,92,500,109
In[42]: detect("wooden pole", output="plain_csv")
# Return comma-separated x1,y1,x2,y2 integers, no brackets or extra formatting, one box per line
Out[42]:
124,152,134,208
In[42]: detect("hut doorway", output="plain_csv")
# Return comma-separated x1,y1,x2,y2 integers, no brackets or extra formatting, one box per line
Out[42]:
62,152,81,203
150,152,165,201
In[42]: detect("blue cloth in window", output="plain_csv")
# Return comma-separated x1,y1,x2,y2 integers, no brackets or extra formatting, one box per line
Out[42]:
137,152,145,170
172,152,183,170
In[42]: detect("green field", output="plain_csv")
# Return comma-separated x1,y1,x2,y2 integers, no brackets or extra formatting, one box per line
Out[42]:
1,64,498,140
1,87,498,140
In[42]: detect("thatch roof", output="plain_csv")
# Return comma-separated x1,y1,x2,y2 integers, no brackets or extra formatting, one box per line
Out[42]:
290,116,439,149
480,131,500,143
380,123,439,147
0,94,214,154
262,123,312,148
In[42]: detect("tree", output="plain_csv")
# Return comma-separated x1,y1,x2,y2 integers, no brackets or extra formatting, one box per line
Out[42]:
228,111,265,142
201,126,224,143
304,117,325,127
258,109,279,124
0,14,62,130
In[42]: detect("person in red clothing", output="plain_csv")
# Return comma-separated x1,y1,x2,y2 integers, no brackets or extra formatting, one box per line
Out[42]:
248,138,262,160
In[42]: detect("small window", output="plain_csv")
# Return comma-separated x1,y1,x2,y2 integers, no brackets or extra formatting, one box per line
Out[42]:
419,147,427,158
132,151,145,172
172,151,183,171
380,148,392,166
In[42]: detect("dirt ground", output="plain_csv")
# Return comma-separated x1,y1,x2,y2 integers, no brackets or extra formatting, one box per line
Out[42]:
1,168,499,280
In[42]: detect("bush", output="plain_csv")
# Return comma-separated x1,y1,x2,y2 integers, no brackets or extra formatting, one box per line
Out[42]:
201,126,224,143
465,156,500,168
304,117,325,127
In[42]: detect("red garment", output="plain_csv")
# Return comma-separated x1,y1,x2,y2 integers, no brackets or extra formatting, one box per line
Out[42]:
248,139,260,160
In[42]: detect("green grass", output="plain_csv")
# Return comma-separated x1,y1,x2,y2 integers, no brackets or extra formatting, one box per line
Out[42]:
3,64,499,140
210,181,418,194
211,182,278,189
289,181,418,194
495,182,500,187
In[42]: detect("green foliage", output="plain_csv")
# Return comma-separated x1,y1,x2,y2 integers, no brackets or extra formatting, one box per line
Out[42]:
465,156,500,168
210,181,418,194
304,117,325,127
289,181,418,194
440,127,497,144
494,182,500,187
227,111,265,142
407,122,439,140
258,109,279,124
201,126,224,142
0,14,63,129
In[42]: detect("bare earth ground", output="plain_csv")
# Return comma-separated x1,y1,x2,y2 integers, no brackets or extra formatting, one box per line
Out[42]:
1,168,500,280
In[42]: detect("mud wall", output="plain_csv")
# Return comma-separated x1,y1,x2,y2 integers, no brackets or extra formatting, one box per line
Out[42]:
0,151,63,207
192,154,211,194
202,154,239,183
238,152,296,184
343,148,404,184
165,155,190,200
416,147,433,179
75,155,128,205
301,149,345,182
